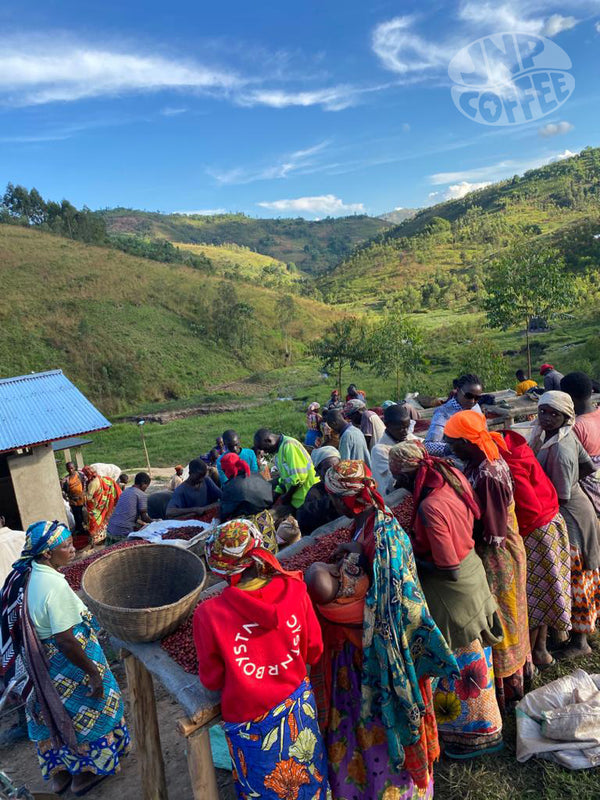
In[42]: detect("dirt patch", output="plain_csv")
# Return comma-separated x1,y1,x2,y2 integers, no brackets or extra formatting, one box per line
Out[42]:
122,400,264,425
0,656,235,800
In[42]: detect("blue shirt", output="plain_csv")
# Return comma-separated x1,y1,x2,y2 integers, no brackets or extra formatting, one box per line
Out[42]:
107,486,148,539
216,447,259,484
424,397,482,456
167,478,222,511
339,423,371,467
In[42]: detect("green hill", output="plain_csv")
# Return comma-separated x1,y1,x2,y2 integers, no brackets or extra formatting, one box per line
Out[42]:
321,147,600,308
0,224,339,413
100,209,389,275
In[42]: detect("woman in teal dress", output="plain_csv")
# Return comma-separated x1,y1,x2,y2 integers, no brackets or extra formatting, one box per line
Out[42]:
0,520,130,796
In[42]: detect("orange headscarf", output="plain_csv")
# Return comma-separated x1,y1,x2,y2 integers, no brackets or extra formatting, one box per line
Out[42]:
443,409,508,462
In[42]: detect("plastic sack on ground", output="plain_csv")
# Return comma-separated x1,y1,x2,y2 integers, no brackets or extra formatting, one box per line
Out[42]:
516,669,600,769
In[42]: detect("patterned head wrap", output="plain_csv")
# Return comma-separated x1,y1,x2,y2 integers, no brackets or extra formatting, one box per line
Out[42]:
12,520,71,574
81,465,97,481
381,400,397,410
388,441,480,525
307,402,321,413
443,410,508,462
344,398,366,416
311,445,340,469
529,390,576,454
220,452,250,480
324,460,387,515
205,519,298,586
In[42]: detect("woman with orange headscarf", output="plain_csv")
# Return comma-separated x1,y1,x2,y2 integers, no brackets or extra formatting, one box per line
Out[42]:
443,411,530,712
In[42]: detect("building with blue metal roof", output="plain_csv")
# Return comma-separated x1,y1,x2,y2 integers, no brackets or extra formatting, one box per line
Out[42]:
0,369,110,453
0,370,110,530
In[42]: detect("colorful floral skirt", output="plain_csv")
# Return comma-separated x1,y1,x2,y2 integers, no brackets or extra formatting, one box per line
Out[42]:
570,545,600,634
27,616,130,779
433,641,503,759
223,678,327,800
326,643,432,800
524,513,572,631
477,507,530,680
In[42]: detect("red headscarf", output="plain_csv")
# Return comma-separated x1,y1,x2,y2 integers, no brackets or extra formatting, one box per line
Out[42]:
220,452,251,480
444,410,509,462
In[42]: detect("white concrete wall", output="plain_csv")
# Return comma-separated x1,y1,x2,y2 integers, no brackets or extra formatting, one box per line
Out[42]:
8,444,68,529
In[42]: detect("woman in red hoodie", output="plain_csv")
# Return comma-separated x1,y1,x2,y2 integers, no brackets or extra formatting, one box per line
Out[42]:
193,519,326,800
500,430,571,667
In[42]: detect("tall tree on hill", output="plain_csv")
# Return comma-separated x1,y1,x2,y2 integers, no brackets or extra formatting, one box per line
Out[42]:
484,241,576,376
365,312,424,399
309,318,366,394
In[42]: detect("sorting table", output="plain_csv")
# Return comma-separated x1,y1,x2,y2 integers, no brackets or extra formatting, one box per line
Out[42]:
110,488,410,800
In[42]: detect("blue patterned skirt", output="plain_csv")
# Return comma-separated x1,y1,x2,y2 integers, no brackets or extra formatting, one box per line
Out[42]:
223,678,327,800
27,614,130,779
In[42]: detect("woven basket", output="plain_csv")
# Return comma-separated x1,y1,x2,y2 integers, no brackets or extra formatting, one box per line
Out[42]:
81,544,206,643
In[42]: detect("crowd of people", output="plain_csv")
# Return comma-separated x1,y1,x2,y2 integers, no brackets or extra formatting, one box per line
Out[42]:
2,368,600,798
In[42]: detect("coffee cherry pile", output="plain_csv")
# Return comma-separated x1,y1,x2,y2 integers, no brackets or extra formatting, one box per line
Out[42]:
159,497,414,674
61,540,149,591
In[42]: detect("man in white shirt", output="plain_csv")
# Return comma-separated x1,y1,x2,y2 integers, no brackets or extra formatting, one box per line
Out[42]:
371,405,419,495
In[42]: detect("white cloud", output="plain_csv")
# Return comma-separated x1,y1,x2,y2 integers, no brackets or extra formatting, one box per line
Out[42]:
596,21,600,32
538,120,574,137
0,36,243,106
553,148,578,160
430,181,492,201
237,87,357,112
542,14,578,36
173,209,226,216
372,16,450,75
161,107,188,116
208,140,331,185
429,149,580,189
257,194,365,217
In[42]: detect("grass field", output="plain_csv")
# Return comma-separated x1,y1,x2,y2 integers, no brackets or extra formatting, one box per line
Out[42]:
175,242,301,287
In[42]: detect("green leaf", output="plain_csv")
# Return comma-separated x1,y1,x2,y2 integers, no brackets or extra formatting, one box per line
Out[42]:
301,702,316,719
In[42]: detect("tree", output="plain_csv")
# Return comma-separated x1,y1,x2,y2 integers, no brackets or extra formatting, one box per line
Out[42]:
309,318,366,394
457,336,510,391
484,241,576,376
365,313,424,399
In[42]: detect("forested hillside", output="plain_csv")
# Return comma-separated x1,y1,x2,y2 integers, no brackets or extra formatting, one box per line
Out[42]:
321,147,600,308
0,224,339,412
100,209,389,275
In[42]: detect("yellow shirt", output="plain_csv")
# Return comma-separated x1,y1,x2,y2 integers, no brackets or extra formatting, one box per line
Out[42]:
516,379,538,396
27,561,87,639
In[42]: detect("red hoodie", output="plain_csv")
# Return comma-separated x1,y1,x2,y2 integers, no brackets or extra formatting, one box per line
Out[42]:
193,574,323,722
501,430,559,536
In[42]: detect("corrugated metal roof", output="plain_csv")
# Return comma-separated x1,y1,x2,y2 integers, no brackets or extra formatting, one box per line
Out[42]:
0,370,110,453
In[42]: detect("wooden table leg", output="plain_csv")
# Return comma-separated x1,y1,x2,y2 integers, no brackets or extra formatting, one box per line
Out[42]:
124,654,169,800
185,728,220,800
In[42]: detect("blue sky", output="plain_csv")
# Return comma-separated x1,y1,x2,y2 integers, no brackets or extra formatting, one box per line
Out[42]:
1,0,599,218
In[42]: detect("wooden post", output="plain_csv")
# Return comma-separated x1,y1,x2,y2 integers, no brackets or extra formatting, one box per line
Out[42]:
185,728,220,800
138,422,152,478
124,654,168,800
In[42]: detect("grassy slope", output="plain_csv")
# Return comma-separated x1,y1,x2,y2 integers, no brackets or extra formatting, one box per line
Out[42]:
0,225,338,411
174,241,300,287
322,148,600,304
101,209,389,274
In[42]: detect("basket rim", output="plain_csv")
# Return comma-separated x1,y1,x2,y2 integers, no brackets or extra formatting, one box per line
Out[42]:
80,543,206,616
